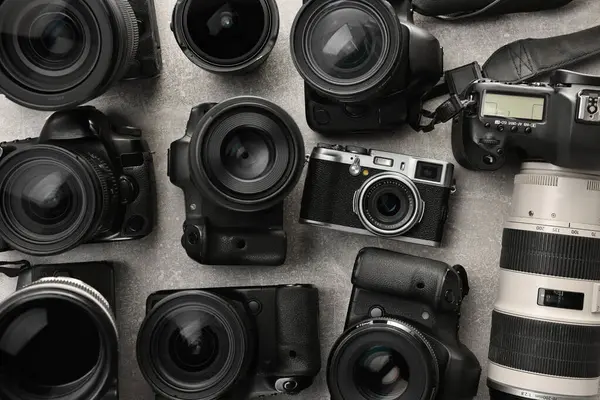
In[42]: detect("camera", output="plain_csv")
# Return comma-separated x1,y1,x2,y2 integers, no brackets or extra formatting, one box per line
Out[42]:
169,97,305,266
487,163,600,400
0,106,156,256
452,69,600,171
300,143,455,247
290,0,443,134
136,285,321,399
328,248,481,400
0,261,118,400
0,0,162,111
172,0,278,74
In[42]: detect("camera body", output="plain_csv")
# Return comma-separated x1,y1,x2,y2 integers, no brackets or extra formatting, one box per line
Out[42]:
123,0,162,79
0,106,156,253
452,70,600,171
146,285,321,399
300,144,454,247
304,0,443,134
12,261,118,399
345,248,481,400
169,103,288,266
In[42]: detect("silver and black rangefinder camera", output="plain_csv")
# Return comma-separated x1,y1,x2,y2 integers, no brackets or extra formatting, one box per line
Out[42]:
300,144,455,247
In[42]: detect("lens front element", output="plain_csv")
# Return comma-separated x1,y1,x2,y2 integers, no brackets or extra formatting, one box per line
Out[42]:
354,346,410,399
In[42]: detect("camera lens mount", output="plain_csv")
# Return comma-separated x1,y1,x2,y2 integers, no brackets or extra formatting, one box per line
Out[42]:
189,96,305,212
354,172,424,237
0,277,118,400
137,290,253,400
328,318,439,400
172,0,279,74
0,0,139,110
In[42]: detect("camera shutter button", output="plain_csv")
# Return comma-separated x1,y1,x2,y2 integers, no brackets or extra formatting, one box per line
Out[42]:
349,157,361,176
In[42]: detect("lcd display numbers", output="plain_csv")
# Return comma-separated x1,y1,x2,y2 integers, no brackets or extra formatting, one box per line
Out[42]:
482,93,545,121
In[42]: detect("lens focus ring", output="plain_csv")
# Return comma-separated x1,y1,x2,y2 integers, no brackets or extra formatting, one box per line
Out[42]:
111,0,139,72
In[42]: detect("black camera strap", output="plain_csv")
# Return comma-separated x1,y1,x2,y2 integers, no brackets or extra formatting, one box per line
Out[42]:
0,260,30,278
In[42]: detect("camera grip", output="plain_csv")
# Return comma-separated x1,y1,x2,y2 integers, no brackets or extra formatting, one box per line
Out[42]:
353,247,459,311
121,152,156,237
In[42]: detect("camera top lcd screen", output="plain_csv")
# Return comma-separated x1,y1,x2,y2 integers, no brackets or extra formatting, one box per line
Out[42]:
482,93,545,121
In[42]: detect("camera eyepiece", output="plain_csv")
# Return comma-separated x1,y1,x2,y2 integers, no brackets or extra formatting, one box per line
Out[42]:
0,0,139,110
172,0,279,74
0,277,118,400
137,291,252,400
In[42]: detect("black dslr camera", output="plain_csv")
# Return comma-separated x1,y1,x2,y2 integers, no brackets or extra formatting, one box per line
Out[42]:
137,285,321,399
0,0,162,110
452,70,600,171
300,144,455,247
327,248,481,400
0,261,118,399
0,106,156,256
169,97,305,266
291,0,443,134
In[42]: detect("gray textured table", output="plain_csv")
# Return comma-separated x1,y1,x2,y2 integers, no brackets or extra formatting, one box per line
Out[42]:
1,1,600,399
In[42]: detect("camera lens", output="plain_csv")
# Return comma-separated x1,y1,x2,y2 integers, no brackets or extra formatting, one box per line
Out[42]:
137,291,252,400
291,0,401,102
355,173,424,237
0,277,118,400
328,319,438,400
487,163,600,399
0,145,119,256
190,97,305,212
172,0,279,74
0,0,139,110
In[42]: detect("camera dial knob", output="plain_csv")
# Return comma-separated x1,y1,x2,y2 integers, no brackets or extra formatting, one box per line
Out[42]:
349,157,361,176
275,378,299,393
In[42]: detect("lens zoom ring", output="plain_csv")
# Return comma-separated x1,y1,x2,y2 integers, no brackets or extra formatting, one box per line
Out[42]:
500,229,600,280
113,0,139,72
489,311,600,378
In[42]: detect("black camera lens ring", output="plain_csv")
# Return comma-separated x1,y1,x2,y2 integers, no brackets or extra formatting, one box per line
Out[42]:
136,290,253,400
0,277,118,400
0,145,106,256
328,318,439,400
189,96,305,213
290,0,402,103
0,0,138,111
172,0,279,74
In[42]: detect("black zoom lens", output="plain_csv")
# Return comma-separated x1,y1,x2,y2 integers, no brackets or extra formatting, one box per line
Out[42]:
173,0,279,74
0,278,118,400
0,0,139,110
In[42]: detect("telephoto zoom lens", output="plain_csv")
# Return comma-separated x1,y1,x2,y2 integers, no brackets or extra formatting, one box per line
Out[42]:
488,162,600,400
0,278,118,400
172,0,279,74
0,0,138,110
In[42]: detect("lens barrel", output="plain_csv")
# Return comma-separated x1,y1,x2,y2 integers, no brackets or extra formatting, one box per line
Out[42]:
189,96,305,212
172,0,279,74
0,277,118,400
488,162,600,400
0,0,139,110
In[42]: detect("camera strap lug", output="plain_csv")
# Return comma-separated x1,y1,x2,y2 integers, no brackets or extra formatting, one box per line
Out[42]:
418,94,474,132
0,260,31,278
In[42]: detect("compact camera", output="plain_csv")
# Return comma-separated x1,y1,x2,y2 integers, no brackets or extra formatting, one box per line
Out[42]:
327,248,481,400
169,97,305,266
137,285,321,399
291,0,443,134
452,69,600,171
0,261,119,400
0,0,162,110
300,144,455,247
0,106,156,256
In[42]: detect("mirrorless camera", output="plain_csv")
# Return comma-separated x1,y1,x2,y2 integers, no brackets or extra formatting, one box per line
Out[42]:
0,261,118,400
328,248,481,400
0,0,162,110
300,144,455,247
169,97,305,266
0,106,156,256
137,285,321,399
452,70,600,171
291,0,443,134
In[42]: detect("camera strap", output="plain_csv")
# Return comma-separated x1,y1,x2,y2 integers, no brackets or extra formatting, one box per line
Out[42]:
0,260,30,278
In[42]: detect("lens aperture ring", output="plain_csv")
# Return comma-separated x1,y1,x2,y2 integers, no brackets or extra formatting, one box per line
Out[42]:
489,311,600,378
500,229,600,280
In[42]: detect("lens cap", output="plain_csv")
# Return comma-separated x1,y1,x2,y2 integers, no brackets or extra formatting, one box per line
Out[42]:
172,0,279,74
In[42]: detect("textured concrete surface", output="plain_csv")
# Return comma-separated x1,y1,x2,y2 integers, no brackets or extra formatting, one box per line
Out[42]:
1,1,600,399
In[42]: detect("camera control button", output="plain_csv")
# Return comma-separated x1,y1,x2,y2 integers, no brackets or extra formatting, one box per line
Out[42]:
483,155,496,165
588,105,598,114
346,146,369,155
497,125,505,132
119,176,139,204
313,107,331,125
248,300,261,315
484,122,491,128
445,290,456,304
510,126,519,133
369,306,384,318
374,157,393,167
525,127,532,134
